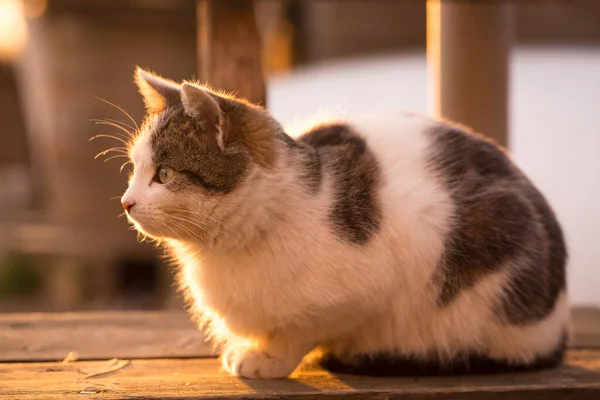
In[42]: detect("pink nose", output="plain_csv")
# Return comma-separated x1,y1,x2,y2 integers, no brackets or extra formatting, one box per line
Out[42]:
122,199,136,213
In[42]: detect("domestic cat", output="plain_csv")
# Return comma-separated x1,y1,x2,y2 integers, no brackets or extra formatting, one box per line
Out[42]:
119,68,568,379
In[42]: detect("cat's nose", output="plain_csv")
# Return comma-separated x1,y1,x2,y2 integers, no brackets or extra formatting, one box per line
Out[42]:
122,198,136,213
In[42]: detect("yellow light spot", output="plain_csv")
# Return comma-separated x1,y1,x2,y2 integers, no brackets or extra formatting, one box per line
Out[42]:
0,0,27,61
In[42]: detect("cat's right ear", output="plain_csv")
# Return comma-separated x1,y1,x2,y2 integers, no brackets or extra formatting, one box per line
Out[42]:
181,82,224,149
134,67,181,114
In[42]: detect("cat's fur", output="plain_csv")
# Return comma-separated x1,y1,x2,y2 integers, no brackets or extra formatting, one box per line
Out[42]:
120,68,569,379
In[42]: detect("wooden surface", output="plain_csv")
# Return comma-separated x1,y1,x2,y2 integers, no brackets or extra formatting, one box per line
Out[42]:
0,311,212,362
1,307,599,362
1,350,599,399
197,0,266,106
1,308,599,398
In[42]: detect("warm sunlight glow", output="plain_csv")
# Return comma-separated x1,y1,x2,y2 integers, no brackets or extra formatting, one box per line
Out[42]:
426,0,441,117
23,0,46,19
0,0,27,61
283,109,347,139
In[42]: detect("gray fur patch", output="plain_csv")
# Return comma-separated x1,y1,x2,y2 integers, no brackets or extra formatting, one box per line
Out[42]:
497,184,567,324
299,124,381,244
428,125,566,324
150,106,248,193
279,132,322,194
437,189,536,305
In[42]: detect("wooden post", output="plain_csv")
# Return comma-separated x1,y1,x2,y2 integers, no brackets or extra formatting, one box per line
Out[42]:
197,0,266,106
427,0,514,147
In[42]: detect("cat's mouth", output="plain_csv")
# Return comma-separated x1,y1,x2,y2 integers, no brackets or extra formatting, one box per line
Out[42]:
127,209,205,243
124,209,166,240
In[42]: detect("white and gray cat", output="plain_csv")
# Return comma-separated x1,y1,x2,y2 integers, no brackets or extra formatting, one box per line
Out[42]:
119,68,568,379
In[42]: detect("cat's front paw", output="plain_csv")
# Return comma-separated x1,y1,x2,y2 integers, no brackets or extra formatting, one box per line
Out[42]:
223,348,296,379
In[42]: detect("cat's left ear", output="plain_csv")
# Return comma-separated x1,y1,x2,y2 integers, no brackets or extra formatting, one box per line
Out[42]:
134,67,181,114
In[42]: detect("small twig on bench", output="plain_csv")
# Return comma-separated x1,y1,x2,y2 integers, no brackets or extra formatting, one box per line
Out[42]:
62,351,78,364
80,358,130,379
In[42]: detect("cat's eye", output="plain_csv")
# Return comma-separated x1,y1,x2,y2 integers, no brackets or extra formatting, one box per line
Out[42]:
157,167,174,184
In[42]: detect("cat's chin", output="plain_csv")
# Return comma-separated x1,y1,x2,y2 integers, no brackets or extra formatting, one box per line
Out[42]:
127,218,168,240
130,219,204,245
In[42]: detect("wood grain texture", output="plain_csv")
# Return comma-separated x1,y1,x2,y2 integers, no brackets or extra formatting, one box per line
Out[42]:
1,310,599,398
1,351,599,399
1,307,598,362
0,311,213,362
197,0,266,106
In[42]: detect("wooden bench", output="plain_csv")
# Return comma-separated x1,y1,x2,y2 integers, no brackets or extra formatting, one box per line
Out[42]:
1,308,599,399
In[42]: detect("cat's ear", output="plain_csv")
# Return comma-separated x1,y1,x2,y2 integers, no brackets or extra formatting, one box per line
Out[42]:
181,82,224,148
134,67,181,114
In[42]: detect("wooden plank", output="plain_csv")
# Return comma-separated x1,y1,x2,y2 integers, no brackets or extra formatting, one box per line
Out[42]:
427,0,513,147
0,311,212,362
1,350,599,399
1,307,598,362
197,0,266,106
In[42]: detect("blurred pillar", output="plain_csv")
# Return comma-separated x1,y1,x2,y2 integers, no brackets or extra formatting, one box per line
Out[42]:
0,63,29,165
197,0,266,106
427,1,514,147
0,62,33,214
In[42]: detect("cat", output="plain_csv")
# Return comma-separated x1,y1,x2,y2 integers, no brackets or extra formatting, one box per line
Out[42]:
119,67,568,379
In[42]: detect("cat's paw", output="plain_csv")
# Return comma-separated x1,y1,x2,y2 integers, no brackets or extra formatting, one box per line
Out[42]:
223,348,295,379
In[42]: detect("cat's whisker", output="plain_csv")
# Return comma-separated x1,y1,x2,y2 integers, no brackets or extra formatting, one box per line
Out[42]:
102,117,136,131
92,121,135,140
154,220,186,242
164,208,220,224
168,214,212,234
104,154,129,163
168,219,205,242
94,96,140,131
89,134,130,146
117,212,126,218
164,223,186,242
94,147,129,159
92,117,136,133
160,208,221,226
120,160,133,173
89,123,131,141
166,215,202,235
161,208,197,215
109,196,122,201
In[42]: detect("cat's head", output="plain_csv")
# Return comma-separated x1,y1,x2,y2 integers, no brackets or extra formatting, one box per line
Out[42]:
121,68,281,246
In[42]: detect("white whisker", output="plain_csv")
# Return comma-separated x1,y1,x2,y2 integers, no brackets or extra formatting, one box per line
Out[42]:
91,117,136,133
89,134,130,146
94,96,140,131
94,147,128,159
104,154,129,163
92,121,134,140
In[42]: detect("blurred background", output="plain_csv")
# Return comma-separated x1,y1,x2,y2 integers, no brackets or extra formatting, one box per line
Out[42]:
0,0,598,313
